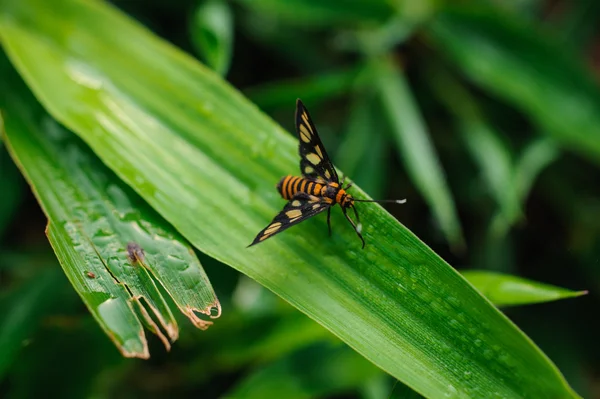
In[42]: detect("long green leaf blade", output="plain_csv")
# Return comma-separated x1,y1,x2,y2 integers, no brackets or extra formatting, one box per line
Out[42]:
234,0,394,27
190,0,233,76
0,141,23,236
336,91,389,199
463,270,587,307
227,343,383,399
429,6,600,164
0,61,219,357
0,269,63,378
0,0,579,397
375,58,464,249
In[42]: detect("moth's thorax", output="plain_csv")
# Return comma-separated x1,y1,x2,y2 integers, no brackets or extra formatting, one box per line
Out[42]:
319,183,353,207
322,182,339,199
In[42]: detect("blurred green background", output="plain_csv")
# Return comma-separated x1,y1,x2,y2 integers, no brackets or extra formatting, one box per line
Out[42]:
1,0,598,397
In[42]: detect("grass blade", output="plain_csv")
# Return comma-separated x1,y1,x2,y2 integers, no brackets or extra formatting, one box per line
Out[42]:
227,343,383,399
429,6,600,164
189,0,233,76
0,269,63,378
463,270,587,307
375,58,464,249
514,138,560,202
246,66,362,111
335,91,389,199
0,61,219,357
234,0,394,27
0,143,23,236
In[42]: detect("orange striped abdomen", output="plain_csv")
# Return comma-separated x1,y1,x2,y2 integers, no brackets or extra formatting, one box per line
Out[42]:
277,175,323,200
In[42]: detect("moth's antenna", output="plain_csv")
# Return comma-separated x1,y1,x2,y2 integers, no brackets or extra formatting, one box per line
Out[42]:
353,199,407,204
344,181,405,204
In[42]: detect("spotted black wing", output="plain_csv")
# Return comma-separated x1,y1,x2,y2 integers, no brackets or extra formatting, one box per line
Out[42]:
295,99,339,183
248,193,331,246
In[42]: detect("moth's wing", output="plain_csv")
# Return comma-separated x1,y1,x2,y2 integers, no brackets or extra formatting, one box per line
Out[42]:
248,193,331,246
295,99,339,183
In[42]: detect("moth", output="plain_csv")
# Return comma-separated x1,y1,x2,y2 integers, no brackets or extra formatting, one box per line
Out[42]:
249,99,405,248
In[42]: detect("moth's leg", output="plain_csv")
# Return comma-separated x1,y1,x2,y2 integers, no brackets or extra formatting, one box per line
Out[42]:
352,204,361,226
342,207,365,249
327,208,332,236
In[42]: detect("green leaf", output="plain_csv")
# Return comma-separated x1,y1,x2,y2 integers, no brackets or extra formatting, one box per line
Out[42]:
462,270,587,307
227,343,384,399
335,91,389,199
0,142,23,236
5,316,122,398
374,58,464,249
246,66,362,111
390,381,426,399
429,6,600,164
0,269,63,379
514,138,559,202
426,67,516,220
0,61,219,358
0,0,580,397
189,0,233,76
234,0,395,27
211,310,332,369
427,66,559,240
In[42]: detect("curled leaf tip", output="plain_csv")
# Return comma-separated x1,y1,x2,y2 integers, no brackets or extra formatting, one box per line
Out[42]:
182,301,221,330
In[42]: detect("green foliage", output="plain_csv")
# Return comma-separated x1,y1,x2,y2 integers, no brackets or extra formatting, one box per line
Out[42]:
0,0,596,398
227,343,383,399
463,270,587,307
429,6,600,163
190,0,233,76
0,269,63,378
1,60,219,357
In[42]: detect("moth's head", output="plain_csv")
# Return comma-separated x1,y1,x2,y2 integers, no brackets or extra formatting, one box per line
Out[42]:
339,181,355,208
340,191,355,208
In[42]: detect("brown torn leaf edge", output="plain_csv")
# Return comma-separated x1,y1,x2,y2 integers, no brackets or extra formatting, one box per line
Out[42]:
111,296,152,359
180,300,222,330
137,249,222,330
144,295,179,341
128,257,180,340
103,251,179,344
132,296,172,351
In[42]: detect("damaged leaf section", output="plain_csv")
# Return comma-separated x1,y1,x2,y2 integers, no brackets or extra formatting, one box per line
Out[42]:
0,63,220,357
47,222,149,358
